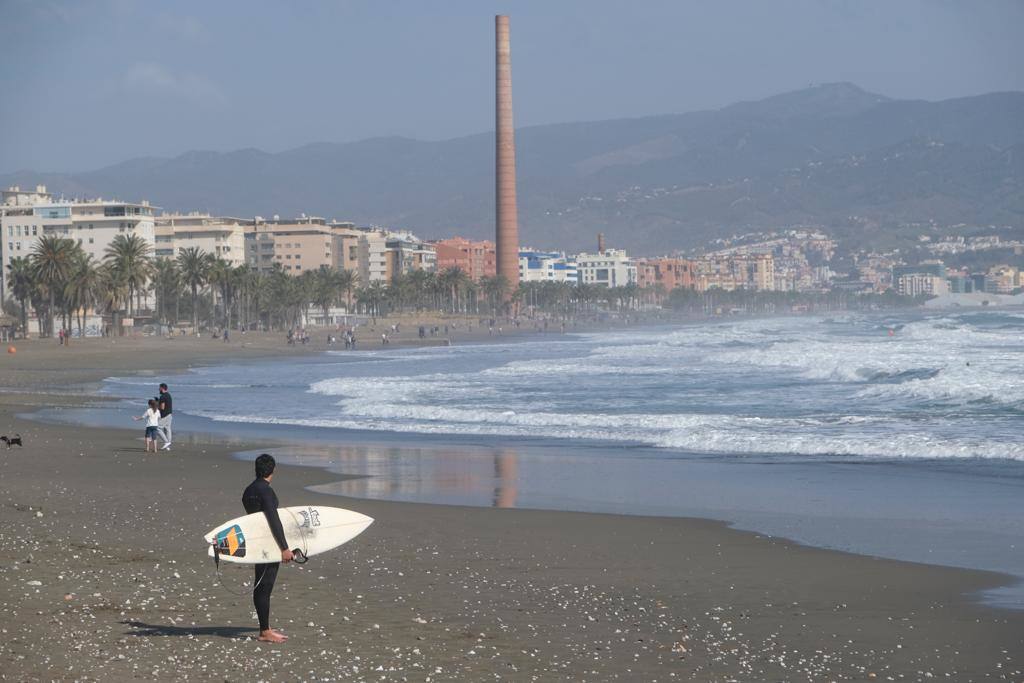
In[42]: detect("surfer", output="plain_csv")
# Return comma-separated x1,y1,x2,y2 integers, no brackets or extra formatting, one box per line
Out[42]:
242,453,294,643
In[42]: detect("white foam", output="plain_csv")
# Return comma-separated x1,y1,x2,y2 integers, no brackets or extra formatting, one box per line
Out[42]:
168,312,1024,463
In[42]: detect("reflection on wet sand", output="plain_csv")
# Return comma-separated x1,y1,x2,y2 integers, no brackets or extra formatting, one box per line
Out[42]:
492,449,518,508
253,443,521,509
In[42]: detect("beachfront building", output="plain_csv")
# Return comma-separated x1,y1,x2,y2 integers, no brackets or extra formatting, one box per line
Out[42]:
575,248,636,288
692,254,775,292
155,213,248,265
386,231,437,280
897,273,949,297
518,250,578,284
635,257,695,292
985,265,1021,294
433,237,496,281
247,218,336,274
245,217,365,276
1,185,157,302
358,229,390,284
741,254,775,291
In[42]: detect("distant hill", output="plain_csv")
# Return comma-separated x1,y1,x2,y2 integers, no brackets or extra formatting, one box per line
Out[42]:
4,83,1023,254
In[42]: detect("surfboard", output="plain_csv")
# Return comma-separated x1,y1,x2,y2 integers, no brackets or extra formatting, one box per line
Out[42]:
204,505,373,565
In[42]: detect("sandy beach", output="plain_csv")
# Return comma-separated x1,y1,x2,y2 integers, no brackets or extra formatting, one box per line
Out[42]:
1,335,1022,682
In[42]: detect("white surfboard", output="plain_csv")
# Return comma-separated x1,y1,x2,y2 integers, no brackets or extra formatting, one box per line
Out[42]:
204,505,373,565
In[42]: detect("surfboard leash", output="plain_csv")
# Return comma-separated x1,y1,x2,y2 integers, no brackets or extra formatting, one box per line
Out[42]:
208,542,309,597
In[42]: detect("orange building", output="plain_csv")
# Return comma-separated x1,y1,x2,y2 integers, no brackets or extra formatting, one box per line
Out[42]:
636,257,696,293
433,237,497,281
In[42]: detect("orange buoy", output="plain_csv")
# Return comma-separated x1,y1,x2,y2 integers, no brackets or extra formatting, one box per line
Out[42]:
7,346,15,354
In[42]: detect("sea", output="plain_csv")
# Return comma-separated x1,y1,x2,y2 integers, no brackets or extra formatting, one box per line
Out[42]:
50,309,1024,607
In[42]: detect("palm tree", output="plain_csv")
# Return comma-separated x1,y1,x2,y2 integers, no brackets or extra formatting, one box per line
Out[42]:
30,235,78,337
232,264,252,329
312,267,344,325
439,267,471,313
479,274,510,315
207,258,235,329
97,264,129,336
176,247,213,332
246,268,269,330
5,256,34,336
151,258,180,326
104,233,152,316
64,254,104,339
356,281,388,319
336,268,358,312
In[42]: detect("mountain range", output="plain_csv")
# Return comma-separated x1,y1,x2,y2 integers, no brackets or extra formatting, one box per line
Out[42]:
3,83,1023,254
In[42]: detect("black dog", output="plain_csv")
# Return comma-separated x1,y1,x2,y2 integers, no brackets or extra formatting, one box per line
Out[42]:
1,434,22,449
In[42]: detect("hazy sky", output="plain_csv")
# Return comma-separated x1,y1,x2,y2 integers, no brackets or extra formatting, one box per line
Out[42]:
1,0,1022,173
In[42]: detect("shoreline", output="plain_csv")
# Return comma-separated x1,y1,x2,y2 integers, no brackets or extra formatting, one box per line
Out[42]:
2,332,1023,680
24,404,1024,611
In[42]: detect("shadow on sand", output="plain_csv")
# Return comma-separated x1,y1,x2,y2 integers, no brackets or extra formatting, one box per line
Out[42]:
120,620,256,639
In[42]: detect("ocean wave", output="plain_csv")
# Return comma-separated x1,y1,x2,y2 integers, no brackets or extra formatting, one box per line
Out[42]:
191,408,1024,462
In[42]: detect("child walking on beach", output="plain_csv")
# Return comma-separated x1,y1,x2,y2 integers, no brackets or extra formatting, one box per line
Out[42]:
132,399,161,453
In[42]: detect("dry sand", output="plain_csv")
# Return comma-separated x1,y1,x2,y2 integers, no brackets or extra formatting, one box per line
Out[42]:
1,336,1022,682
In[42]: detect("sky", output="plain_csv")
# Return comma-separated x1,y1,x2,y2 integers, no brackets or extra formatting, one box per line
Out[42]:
1,0,1022,174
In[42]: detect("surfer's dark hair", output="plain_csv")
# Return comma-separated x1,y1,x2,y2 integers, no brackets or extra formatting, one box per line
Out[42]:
255,453,276,478
159,383,168,390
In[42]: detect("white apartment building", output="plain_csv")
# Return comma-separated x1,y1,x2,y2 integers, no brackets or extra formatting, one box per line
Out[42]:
897,274,949,297
575,249,636,287
356,228,390,284
385,230,436,280
519,250,578,284
1,185,157,301
155,214,248,266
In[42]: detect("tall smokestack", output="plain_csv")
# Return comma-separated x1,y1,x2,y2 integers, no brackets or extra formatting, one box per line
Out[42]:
597,232,605,254
495,15,520,295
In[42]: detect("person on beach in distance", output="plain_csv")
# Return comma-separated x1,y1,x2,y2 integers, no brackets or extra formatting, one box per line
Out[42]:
132,399,161,453
242,453,293,643
156,383,173,451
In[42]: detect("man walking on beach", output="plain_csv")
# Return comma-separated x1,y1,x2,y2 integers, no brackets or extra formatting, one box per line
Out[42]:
242,454,293,643
156,383,173,451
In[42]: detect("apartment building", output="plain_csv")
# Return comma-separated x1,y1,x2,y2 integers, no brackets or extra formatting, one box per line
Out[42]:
692,254,774,292
575,249,636,288
1,185,156,301
433,237,496,281
247,219,337,274
155,213,248,266
518,250,578,284
354,228,390,284
635,257,695,292
897,273,949,297
386,232,437,279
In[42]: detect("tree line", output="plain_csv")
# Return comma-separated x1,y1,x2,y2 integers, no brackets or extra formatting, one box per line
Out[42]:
3,235,918,339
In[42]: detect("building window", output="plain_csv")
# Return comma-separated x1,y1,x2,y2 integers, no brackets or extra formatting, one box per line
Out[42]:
89,237,94,244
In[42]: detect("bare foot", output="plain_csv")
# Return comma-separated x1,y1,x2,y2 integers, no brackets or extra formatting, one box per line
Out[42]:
257,629,288,643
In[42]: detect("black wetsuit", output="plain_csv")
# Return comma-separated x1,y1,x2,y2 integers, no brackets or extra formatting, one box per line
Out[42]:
242,477,289,632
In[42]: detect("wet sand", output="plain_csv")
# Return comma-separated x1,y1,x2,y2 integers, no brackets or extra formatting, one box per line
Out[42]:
1,337,1022,681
